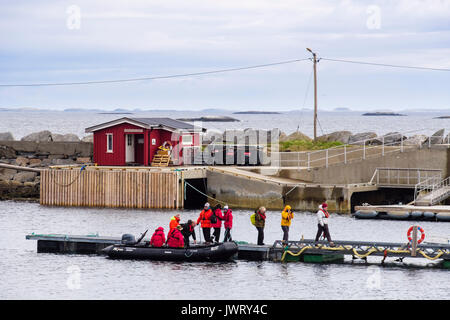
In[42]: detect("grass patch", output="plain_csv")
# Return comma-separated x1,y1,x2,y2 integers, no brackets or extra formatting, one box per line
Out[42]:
278,139,344,152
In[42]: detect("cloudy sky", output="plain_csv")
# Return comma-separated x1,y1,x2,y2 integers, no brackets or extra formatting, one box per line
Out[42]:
0,0,449,111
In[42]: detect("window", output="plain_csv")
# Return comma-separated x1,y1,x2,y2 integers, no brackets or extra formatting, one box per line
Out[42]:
181,134,193,146
127,135,133,146
106,134,113,153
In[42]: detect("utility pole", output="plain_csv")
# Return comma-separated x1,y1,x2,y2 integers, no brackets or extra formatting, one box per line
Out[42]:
306,48,318,140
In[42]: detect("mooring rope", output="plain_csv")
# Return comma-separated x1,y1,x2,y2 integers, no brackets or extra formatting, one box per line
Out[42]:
51,165,86,187
184,177,305,209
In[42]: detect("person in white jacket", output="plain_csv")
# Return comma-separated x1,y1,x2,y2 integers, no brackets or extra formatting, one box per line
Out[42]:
315,203,334,246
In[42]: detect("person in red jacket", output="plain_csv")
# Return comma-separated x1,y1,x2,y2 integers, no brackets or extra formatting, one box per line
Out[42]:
223,205,233,242
166,225,185,248
150,227,166,247
196,202,213,243
169,214,181,230
211,204,224,243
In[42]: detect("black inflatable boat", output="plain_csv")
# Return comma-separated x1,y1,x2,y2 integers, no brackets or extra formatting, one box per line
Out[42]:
102,240,238,262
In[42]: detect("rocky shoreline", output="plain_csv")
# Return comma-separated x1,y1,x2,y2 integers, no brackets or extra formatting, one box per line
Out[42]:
1,127,446,201
0,131,93,200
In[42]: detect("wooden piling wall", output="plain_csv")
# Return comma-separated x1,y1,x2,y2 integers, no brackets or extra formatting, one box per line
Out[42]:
40,169,180,209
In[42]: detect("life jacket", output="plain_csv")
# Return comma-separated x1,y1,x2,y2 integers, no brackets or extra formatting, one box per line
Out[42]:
167,228,184,248
211,208,223,228
320,209,330,218
197,209,212,228
224,209,233,229
150,227,166,247
169,216,180,230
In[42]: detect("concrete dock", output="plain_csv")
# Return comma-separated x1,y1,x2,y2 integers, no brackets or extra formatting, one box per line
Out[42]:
26,234,450,268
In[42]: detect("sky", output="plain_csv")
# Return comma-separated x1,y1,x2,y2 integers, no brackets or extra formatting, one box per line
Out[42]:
0,0,449,111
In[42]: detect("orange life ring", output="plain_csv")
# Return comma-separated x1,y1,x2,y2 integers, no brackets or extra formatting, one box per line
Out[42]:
407,226,425,244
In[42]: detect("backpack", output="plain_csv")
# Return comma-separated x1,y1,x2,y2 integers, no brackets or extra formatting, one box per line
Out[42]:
250,213,256,226
210,211,218,224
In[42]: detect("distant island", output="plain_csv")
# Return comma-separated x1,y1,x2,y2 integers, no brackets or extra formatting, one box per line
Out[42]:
362,112,406,116
232,111,281,114
434,116,450,119
98,112,133,115
176,116,240,122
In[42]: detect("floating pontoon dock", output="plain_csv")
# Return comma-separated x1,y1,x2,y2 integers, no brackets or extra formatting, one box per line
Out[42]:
26,234,450,268
354,205,450,221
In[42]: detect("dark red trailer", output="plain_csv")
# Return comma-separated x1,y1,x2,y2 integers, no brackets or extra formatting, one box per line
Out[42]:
85,117,204,166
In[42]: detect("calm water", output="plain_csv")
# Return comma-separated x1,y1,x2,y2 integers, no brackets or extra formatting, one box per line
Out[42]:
1,201,448,300
1,110,450,139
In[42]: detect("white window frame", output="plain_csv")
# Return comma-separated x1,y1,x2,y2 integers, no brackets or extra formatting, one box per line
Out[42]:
106,133,113,153
181,134,193,146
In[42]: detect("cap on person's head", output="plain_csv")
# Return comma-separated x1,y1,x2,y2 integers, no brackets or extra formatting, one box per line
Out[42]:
224,205,229,210
204,202,210,208
322,203,328,208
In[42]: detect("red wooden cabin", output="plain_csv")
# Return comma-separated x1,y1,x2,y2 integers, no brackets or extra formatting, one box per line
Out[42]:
85,117,204,166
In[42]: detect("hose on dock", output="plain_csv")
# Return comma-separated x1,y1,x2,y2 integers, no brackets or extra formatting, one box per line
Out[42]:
280,243,447,262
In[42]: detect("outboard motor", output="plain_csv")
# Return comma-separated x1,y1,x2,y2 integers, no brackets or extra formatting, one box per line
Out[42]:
121,234,136,245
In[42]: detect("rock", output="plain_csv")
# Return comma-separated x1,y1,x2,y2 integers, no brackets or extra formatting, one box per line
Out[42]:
0,168,17,181
23,181,39,187
348,132,377,145
28,159,42,167
48,154,66,160
423,129,445,146
21,130,53,142
13,171,37,183
0,145,16,158
76,157,92,164
0,132,14,141
403,134,427,146
317,131,352,144
15,156,29,166
0,179,40,200
41,158,52,166
202,130,223,144
52,158,75,165
282,131,312,142
223,130,245,143
379,132,407,145
51,133,80,142
176,116,240,122
81,134,93,143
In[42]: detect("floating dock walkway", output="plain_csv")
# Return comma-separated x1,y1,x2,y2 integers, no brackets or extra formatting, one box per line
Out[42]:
26,234,450,268
354,205,450,221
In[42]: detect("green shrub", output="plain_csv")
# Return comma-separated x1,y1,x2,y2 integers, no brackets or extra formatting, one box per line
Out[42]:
278,139,343,151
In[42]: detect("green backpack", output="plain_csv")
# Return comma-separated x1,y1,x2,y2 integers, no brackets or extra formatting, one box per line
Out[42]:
250,213,256,226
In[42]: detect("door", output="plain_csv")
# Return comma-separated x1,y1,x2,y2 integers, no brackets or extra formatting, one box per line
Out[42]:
125,134,135,163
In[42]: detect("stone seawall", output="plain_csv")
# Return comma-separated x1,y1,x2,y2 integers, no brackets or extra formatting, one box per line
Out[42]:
0,141,93,200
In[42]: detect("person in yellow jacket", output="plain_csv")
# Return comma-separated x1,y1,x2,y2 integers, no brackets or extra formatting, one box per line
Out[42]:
281,205,294,242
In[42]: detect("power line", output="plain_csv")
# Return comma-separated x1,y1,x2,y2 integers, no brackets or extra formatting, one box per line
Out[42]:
0,58,310,88
321,58,450,72
2,56,448,88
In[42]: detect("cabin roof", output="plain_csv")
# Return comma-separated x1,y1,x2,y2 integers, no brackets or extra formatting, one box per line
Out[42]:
85,117,206,133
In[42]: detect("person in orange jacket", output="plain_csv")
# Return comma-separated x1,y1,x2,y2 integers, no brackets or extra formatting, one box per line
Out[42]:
281,205,294,242
197,202,213,243
169,214,181,230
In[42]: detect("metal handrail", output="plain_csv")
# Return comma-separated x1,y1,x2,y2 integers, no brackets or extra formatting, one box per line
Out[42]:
414,175,450,204
371,168,442,187
270,131,447,168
